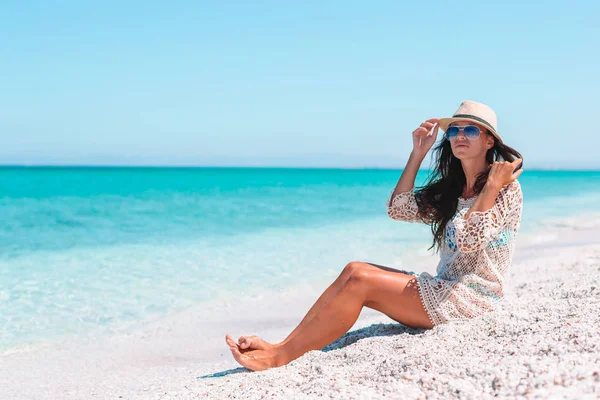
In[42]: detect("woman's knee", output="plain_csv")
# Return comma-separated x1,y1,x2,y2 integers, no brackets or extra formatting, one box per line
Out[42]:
342,261,365,278
343,263,373,289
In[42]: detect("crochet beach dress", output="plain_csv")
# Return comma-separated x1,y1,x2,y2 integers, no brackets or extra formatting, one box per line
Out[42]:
386,180,523,327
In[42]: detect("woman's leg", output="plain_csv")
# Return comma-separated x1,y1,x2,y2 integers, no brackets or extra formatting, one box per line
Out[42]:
226,262,433,371
236,262,406,350
235,262,356,351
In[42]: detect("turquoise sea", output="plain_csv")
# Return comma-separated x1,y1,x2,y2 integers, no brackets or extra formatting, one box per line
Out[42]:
1,167,600,351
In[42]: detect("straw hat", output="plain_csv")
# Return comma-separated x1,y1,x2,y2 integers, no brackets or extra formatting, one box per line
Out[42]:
437,100,502,143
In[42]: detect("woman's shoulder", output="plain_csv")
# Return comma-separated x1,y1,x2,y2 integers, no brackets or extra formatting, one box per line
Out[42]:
497,179,523,211
500,179,522,195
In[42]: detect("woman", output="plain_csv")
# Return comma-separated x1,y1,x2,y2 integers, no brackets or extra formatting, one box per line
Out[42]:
225,100,524,371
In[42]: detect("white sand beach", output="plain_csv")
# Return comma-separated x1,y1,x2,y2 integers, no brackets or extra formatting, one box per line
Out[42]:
1,213,599,399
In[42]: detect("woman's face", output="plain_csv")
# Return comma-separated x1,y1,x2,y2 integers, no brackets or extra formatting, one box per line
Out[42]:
447,121,495,161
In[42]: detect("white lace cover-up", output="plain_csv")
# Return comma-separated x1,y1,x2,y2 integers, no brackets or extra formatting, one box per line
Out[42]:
386,180,523,327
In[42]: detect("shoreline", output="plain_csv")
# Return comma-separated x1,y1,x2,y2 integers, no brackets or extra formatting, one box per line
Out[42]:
1,212,600,399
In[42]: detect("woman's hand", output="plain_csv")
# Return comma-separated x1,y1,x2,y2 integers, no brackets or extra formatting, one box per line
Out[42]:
412,118,439,158
486,158,523,189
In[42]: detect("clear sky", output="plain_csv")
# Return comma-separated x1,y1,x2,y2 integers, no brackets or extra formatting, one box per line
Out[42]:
1,1,598,169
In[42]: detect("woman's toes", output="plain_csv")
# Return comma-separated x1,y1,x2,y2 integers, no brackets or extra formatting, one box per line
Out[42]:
225,335,245,362
238,336,248,348
238,335,258,349
225,334,239,350
238,335,273,350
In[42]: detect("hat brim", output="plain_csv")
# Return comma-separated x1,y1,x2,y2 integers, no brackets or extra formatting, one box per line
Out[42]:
438,117,502,143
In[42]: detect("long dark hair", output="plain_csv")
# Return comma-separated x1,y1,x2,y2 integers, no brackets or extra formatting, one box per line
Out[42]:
414,132,523,252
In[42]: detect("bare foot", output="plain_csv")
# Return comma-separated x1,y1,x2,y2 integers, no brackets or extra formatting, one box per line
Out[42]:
237,335,274,351
225,334,284,371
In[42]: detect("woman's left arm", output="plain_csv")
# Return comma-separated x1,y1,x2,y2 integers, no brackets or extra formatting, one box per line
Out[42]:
453,159,524,253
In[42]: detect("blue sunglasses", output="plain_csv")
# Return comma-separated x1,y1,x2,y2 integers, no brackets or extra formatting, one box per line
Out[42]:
446,125,481,141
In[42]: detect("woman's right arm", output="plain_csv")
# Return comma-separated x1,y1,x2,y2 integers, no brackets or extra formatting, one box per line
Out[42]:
387,118,439,223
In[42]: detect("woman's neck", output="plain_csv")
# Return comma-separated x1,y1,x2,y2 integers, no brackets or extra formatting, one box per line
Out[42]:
461,157,488,194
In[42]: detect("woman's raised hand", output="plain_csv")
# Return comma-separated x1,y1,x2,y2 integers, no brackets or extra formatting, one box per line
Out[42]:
412,118,439,157
486,158,523,189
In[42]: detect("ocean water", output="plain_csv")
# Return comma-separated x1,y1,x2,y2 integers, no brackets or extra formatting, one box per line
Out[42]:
1,167,599,351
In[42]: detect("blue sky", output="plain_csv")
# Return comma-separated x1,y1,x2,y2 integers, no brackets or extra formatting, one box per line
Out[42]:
1,1,598,169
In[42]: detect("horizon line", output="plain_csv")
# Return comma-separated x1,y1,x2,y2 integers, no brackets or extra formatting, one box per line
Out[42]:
1,164,599,172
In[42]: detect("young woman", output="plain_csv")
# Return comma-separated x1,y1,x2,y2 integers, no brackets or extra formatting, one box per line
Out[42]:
225,100,524,371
